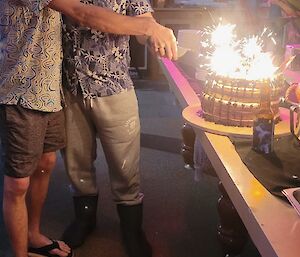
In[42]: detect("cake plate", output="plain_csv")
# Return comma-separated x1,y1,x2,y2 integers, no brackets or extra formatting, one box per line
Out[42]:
182,105,293,138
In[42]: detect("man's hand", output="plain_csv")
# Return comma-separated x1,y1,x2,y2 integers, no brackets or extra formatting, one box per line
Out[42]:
147,22,178,61
135,13,177,61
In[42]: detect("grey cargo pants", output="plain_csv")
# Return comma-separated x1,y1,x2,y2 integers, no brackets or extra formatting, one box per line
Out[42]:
63,88,143,205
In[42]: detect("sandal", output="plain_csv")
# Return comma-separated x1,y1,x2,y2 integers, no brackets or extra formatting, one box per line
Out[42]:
28,240,74,257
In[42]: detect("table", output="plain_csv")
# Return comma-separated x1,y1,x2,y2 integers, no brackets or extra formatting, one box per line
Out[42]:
159,57,300,257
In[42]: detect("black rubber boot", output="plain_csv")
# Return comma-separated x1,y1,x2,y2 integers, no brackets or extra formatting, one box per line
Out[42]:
62,195,98,248
117,204,152,257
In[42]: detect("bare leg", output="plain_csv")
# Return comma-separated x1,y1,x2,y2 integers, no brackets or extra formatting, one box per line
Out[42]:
27,152,55,240
3,175,30,257
27,152,71,256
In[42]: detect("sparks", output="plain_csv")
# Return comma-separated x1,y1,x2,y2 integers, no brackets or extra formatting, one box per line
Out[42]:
202,23,279,81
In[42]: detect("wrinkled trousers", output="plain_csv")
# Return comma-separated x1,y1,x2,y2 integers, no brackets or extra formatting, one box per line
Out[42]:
63,88,143,205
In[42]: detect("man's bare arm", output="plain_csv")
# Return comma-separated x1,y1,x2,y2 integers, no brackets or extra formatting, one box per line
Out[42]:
49,0,153,36
134,12,177,60
135,13,153,45
48,0,177,59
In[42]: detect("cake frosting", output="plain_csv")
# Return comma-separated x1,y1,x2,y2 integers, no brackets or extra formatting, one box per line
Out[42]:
200,75,284,127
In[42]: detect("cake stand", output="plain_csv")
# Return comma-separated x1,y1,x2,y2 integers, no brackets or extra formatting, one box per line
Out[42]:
182,105,294,138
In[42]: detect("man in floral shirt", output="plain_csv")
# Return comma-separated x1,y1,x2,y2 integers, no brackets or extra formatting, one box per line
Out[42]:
61,1,177,257
0,0,176,257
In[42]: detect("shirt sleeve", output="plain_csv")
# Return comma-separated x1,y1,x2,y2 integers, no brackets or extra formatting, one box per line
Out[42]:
19,0,53,16
127,0,153,17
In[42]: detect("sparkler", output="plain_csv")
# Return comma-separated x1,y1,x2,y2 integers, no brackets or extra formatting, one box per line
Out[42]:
200,23,279,81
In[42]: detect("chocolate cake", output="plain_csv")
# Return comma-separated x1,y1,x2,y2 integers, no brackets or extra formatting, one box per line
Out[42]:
200,75,285,127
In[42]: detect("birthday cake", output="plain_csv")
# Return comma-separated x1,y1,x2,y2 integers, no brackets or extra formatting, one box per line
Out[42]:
200,76,284,127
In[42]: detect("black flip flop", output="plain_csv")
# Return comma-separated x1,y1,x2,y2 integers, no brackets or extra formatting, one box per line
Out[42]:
28,240,74,257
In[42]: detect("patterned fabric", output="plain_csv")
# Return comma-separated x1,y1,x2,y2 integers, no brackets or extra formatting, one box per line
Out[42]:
0,0,63,112
62,0,153,98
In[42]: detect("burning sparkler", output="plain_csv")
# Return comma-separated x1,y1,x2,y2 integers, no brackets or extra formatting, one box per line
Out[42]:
200,22,280,81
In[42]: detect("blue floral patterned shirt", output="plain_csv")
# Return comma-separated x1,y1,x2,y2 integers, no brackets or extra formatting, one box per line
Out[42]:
0,0,63,112
62,0,153,98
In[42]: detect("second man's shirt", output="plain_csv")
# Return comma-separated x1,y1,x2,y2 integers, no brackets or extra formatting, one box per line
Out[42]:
62,0,153,99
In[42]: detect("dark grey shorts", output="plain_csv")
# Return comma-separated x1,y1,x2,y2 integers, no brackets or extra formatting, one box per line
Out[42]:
0,105,66,178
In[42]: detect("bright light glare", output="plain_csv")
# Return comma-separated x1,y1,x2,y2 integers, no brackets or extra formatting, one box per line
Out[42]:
203,24,278,80
242,36,262,58
247,53,277,80
211,24,236,46
210,46,241,77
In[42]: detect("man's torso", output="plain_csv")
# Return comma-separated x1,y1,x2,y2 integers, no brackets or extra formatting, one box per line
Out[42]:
62,0,153,99
0,0,62,112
